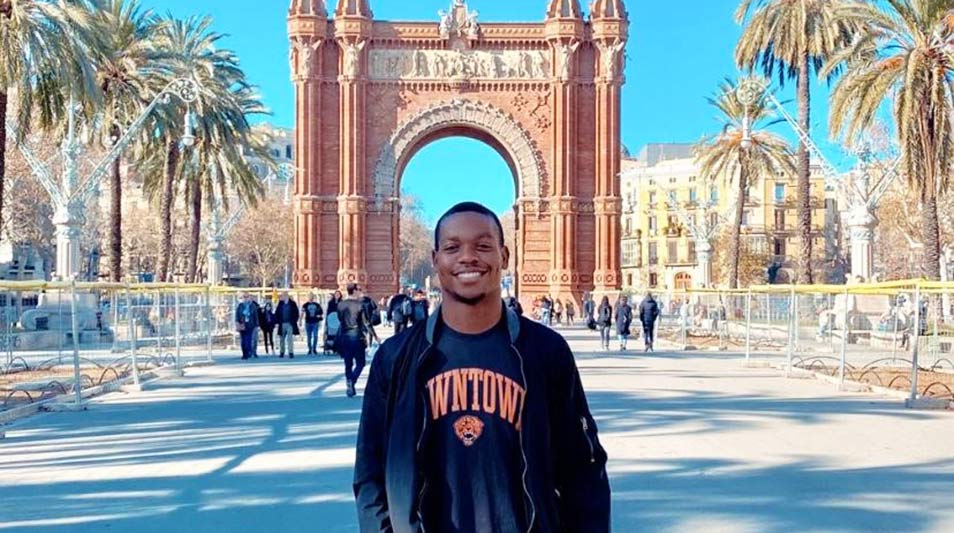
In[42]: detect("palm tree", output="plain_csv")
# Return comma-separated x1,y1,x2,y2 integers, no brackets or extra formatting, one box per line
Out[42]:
86,0,159,282
826,0,954,281
695,77,796,289
735,0,860,284
0,0,98,245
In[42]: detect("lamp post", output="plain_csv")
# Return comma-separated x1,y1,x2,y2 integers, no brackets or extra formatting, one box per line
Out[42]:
7,78,200,280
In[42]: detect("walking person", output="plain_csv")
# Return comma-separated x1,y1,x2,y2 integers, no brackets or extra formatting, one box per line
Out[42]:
554,298,564,325
302,294,324,355
328,290,343,315
354,202,610,532
583,292,595,322
505,294,523,316
258,300,276,355
639,291,661,352
274,292,301,359
566,300,576,325
361,291,381,346
234,293,259,360
596,295,613,351
615,295,633,351
540,295,553,326
336,283,369,398
409,289,429,327
388,288,412,335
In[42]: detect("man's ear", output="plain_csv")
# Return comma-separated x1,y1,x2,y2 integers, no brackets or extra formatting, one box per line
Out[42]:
431,249,438,270
501,245,510,270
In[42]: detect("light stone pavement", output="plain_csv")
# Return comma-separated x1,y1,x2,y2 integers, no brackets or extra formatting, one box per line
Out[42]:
0,325,952,532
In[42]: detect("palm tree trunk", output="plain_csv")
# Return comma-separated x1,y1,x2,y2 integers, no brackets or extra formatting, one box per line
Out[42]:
108,125,122,282
921,195,942,281
0,90,8,239
795,51,813,284
728,163,747,289
186,172,201,283
157,139,179,282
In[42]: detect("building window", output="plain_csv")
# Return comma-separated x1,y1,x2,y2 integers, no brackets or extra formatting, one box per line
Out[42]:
688,241,696,263
649,242,658,265
710,188,719,202
709,212,719,228
625,218,632,236
285,145,293,159
667,190,677,203
626,273,634,287
272,148,281,158
742,210,750,225
774,237,786,257
689,188,698,203
649,273,659,287
649,191,656,205
774,183,786,203
649,216,657,232
622,241,638,267
668,240,678,263
675,272,692,290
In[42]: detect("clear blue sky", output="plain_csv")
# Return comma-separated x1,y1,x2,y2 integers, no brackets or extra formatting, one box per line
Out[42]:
140,0,854,224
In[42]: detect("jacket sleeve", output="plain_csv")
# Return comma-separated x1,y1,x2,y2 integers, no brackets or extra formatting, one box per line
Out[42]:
552,339,611,532
353,345,394,533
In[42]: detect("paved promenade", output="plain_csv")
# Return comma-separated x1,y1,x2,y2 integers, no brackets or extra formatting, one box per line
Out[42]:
1,327,952,532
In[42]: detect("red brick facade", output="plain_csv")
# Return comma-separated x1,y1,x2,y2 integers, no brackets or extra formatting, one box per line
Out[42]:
288,0,627,306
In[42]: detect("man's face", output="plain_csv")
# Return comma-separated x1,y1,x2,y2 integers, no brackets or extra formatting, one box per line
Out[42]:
309,295,315,302
432,212,508,306
280,293,288,303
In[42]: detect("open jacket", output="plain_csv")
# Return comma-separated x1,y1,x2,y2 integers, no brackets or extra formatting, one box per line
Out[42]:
353,305,610,533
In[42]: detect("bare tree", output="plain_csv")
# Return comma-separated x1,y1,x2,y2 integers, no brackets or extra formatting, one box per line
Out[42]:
226,196,292,287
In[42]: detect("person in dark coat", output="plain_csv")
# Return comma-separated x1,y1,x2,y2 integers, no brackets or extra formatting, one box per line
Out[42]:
596,295,613,351
639,292,661,352
336,283,369,398
258,301,276,356
327,290,343,315
274,292,301,359
583,292,595,322
388,288,412,335
302,294,324,355
234,293,259,360
505,295,523,316
614,295,634,351
409,289,429,326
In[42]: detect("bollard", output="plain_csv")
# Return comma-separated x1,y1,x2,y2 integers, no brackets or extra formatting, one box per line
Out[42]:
69,280,83,407
840,288,849,389
910,284,922,402
174,288,182,375
745,291,752,363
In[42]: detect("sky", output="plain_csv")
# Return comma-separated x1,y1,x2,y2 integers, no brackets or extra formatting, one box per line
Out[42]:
139,0,856,225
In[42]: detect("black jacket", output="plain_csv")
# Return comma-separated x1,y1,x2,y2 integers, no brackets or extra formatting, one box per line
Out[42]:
274,300,301,336
614,304,633,336
639,298,660,329
353,306,610,533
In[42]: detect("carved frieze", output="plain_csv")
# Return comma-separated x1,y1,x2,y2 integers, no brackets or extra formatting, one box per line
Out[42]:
369,49,550,81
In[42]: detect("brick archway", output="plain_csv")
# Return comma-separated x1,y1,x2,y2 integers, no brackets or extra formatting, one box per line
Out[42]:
288,0,628,305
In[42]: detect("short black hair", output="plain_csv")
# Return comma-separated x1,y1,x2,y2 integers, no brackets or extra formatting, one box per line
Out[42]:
346,283,358,295
434,202,505,250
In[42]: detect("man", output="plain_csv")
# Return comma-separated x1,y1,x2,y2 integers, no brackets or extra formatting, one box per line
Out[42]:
234,293,259,360
388,288,411,335
274,292,301,359
639,291,661,352
336,283,369,398
361,292,381,345
583,292,595,323
354,202,610,532
409,289,429,326
302,294,324,355
615,296,633,351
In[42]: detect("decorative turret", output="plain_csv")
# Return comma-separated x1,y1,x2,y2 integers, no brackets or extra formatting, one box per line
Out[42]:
546,0,582,19
288,0,327,17
334,0,372,18
589,0,627,20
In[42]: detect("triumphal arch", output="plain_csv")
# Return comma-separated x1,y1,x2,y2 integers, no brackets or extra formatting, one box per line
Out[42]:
288,0,627,304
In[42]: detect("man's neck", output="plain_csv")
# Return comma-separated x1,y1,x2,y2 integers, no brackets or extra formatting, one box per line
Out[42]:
441,294,502,335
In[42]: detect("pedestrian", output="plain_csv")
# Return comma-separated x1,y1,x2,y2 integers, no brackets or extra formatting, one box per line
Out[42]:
540,295,552,326
505,295,523,316
234,293,259,360
639,291,661,352
258,300,276,355
249,294,262,357
596,295,612,351
388,288,411,335
354,201,609,532
566,300,576,324
554,298,564,325
379,296,390,327
615,295,633,351
361,292,381,345
274,291,301,359
336,283,369,397
409,289,429,326
302,294,324,355
583,291,595,322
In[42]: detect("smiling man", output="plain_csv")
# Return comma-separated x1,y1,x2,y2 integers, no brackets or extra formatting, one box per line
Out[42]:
354,202,610,533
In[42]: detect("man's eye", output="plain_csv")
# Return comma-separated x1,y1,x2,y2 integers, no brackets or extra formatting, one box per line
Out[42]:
477,244,493,252
443,245,459,252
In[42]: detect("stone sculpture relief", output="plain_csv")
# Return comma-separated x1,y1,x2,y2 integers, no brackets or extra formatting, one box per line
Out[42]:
369,49,550,80
342,40,367,78
556,41,581,81
598,40,626,78
292,39,322,78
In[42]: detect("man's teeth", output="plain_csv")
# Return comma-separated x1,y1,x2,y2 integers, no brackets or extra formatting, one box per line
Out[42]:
457,272,482,280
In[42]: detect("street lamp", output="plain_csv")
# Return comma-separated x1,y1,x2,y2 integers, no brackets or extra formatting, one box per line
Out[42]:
735,77,766,150
7,77,201,280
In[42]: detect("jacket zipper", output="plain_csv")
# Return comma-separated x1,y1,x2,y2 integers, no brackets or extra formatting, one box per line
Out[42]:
581,416,596,464
415,347,433,532
511,345,537,533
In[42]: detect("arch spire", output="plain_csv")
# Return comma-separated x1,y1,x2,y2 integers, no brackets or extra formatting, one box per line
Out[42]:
589,0,627,20
288,0,327,17
546,0,583,19
334,0,372,18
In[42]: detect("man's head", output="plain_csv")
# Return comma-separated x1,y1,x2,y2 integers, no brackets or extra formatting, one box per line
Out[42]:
432,202,509,306
308,293,315,302
347,283,358,297
280,292,289,303
621,296,628,305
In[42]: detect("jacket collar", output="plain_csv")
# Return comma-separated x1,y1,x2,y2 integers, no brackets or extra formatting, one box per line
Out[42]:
426,301,520,345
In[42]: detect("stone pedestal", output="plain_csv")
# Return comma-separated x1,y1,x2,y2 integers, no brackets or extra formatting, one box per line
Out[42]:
847,205,876,282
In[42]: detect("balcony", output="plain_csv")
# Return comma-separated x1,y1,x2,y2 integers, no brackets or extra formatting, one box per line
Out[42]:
664,226,681,237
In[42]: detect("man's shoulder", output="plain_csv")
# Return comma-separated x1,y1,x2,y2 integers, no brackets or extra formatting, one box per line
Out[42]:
517,318,571,354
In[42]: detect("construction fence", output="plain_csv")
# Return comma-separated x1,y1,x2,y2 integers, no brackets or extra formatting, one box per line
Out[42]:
641,280,954,403
0,281,333,413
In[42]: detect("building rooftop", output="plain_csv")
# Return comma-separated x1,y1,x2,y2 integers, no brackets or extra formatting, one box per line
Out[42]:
636,143,695,167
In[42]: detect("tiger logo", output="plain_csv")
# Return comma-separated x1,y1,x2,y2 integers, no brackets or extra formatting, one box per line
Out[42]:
453,415,485,447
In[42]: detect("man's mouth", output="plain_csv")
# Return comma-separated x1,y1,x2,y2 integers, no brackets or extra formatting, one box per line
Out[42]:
455,271,486,282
